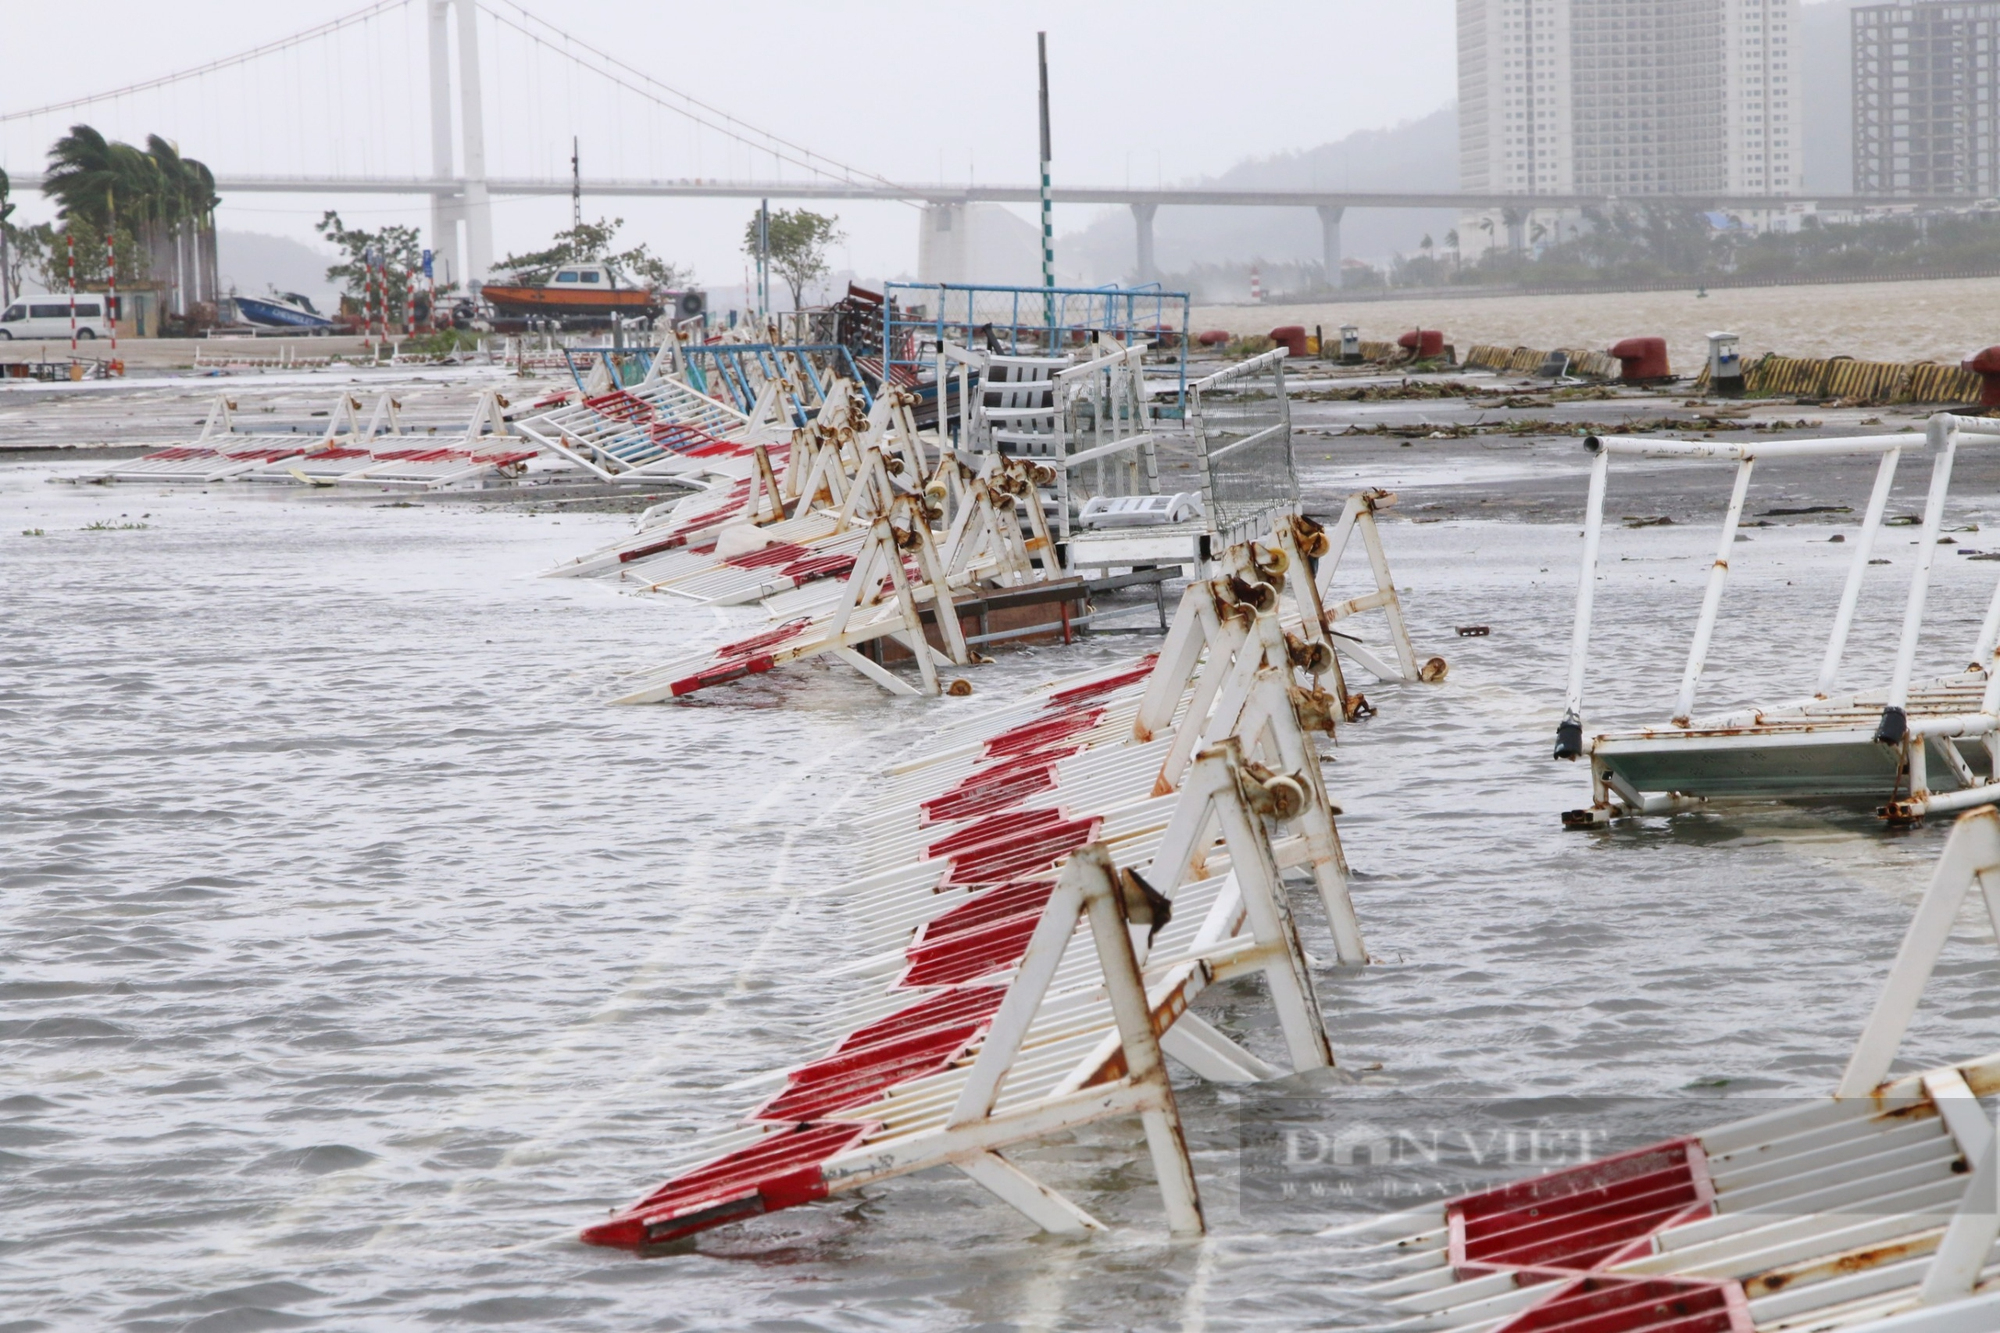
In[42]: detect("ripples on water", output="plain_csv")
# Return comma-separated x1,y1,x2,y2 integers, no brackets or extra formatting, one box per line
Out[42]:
5,458,1999,1330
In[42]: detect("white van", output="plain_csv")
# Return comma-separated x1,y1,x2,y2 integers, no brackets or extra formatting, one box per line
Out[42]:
0,294,115,341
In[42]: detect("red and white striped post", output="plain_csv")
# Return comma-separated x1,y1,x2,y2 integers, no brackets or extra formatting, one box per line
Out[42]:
66,231,76,353
403,267,414,337
106,224,118,359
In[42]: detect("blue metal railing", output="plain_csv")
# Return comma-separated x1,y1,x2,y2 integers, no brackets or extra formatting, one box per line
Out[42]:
563,346,655,394
882,282,1191,410
677,343,873,425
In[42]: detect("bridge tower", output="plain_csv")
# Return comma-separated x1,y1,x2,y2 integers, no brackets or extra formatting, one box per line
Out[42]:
427,0,493,289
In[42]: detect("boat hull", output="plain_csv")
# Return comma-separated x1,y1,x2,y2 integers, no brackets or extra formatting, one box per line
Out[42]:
481,285,660,319
234,296,334,329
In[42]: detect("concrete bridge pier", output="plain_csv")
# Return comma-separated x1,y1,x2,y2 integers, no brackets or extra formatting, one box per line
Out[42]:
1132,202,1158,284
1317,205,1344,289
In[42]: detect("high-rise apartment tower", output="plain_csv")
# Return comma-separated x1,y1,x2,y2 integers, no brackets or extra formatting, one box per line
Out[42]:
1458,0,1798,248
1854,2,2000,196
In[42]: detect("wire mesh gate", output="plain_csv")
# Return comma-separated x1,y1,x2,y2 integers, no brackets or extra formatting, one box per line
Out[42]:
1188,349,1299,549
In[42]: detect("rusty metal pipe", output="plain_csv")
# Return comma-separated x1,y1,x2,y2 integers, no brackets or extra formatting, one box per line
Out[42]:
1882,416,1962,743
1818,446,1905,697
1585,434,1915,460
1902,713,2000,740
1672,456,1755,726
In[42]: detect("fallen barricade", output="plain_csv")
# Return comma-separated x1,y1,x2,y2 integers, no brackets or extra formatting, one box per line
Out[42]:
540,378,883,578
1330,805,2000,1333
1463,343,1621,378
1557,415,2000,826
513,371,765,482
244,388,535,489
80,388,538,489
584,569,1365,1249
610,491,978,700
82,393,321,483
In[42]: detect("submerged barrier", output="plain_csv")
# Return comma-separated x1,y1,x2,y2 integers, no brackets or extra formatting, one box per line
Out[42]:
582,529,1387,1249
1558,415,2000,826
79,388,535,489
1330,806,2000,1333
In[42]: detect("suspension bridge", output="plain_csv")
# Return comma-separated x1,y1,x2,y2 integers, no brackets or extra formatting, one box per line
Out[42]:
1,0,1977,288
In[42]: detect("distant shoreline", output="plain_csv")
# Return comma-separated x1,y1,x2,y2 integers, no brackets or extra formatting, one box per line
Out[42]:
1211,265,2000,307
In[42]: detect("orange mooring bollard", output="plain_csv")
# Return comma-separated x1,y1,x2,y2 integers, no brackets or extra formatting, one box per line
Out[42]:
1268,325,1309,358
1964,346,2000,408
1610,336,1672,384
1397,328,1444,359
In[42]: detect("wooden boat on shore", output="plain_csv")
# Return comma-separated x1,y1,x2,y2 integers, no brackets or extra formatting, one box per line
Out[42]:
481,266,659,322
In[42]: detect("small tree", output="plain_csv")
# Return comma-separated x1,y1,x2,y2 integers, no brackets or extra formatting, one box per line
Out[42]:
317,211,429,318
22,214,145,291
496,217,682,288
744,207,842,310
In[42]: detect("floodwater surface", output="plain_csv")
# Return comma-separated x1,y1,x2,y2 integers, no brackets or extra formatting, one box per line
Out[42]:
5,452,1999,1331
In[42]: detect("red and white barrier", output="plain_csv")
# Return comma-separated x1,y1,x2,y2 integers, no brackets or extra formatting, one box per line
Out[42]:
1333,807,2000,1333
585,582,1361,1246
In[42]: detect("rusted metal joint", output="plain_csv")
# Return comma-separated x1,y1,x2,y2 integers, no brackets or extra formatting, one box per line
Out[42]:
1219,575,1278,614
1288,512,1331,558
1288,683,1341,736
1238,762,1310,821
1342,692,1376,723
1284,632,1335,676
1418,656,1449,683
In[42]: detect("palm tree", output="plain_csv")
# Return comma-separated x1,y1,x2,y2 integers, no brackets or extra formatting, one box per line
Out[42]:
0,168,13,304
145,136,220,310
43,126,223,315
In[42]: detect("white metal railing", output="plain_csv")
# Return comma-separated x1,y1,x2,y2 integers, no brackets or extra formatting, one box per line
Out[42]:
1556,414,2000,824
1559,430,1933,756
1052,343,1160,538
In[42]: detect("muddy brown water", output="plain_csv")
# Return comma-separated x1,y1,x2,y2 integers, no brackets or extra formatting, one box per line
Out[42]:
6,406,2000,1328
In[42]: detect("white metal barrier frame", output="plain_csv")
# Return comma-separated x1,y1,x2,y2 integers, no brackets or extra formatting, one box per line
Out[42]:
583,574,1364,1249
1334,806,2000,1333
1189,347,1298,552
611,494,973,702
250,388,536,490
85,391,364,484
628,445,1051,612
1299,492,1440,695
1555,417,2000,825
542,380,871,578
1051,342,1164,541
609,393,1024,608
512,375,756,481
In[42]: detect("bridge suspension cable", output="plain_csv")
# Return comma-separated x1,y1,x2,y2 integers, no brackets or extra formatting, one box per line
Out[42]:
0,0,407,123
475,0,904,192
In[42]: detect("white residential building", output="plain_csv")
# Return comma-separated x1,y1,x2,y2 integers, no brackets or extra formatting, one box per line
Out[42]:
1458,0,1799,255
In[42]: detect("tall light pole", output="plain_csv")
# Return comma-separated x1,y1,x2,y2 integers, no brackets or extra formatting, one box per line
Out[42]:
1037,31,1054,332
757,198,770,323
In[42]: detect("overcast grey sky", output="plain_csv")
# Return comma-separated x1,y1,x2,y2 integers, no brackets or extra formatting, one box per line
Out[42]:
0,1,1858,287
1,1,1467,284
